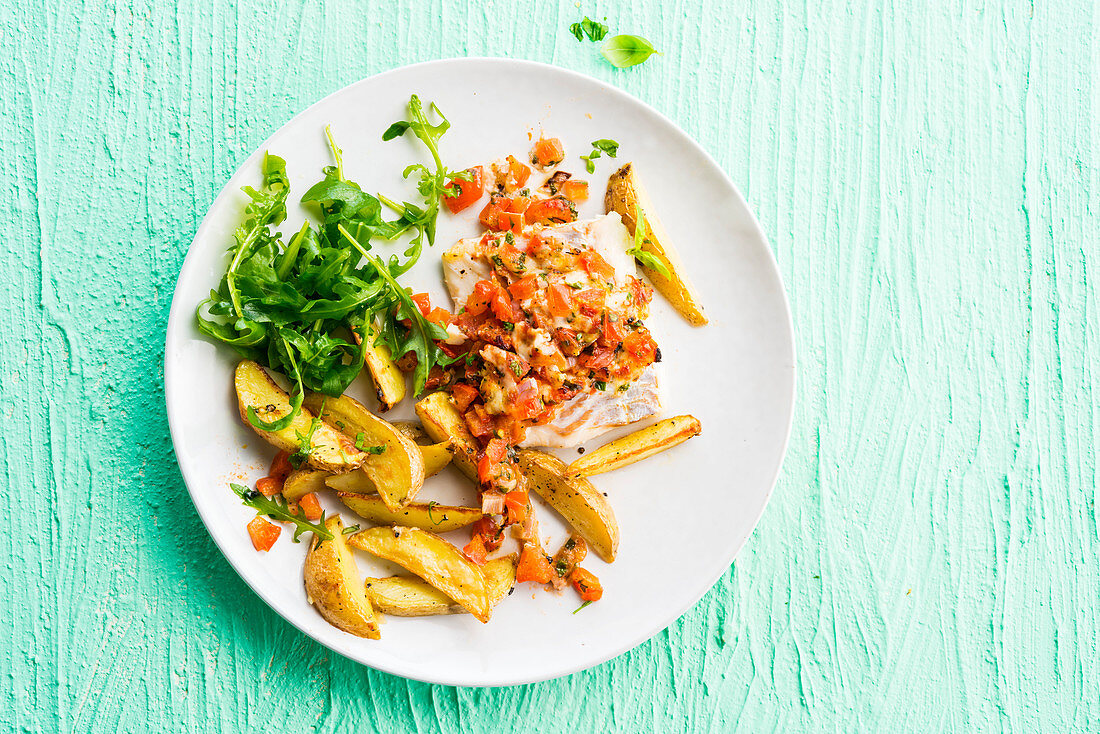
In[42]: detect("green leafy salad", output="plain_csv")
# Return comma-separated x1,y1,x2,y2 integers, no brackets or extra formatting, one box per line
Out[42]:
196,95,466,431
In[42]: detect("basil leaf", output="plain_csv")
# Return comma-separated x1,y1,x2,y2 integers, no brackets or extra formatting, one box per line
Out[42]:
600,35,660,68
569,22,584,41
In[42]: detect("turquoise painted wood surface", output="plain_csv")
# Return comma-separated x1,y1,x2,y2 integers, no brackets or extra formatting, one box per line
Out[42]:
3,0,1097,730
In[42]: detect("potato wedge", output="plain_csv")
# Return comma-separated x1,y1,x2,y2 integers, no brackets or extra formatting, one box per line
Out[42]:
302,392,425,511
566,415,702,479
336,492,482,533
363,555,516,616
352,323,406,412
282,468,331,502
348,526,491,622
605,162,707,325
234,361,367,473
303,516,380,639
392,421,454,476
517,450,619,563
414,392,479,482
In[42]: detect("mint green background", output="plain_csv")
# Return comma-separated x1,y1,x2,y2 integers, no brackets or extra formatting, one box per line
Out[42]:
3,0,1097,731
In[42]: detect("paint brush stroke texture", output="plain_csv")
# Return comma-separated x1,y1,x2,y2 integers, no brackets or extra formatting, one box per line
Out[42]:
1,0,1097,731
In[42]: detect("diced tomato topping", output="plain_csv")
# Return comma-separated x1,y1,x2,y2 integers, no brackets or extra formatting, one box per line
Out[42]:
570,566,603,601
247,516,281,552
579,250,615,280
506,193,532,215
508,273,540,300
524,197,577,225
298,492,323,521
269,451,293,481
560,179,589,202
571,288,604,310
466,280,496,315
531,136,565,168
623,330,657,362
512,377,542,420
411,292,432,317
498,210,524,234
471,516,503,551
547,283,573,317
516,545,555,584
442,166,484,214
504,491,528,525
490,286,519,323
427,307,452,328
256,476,282,497
463,534,488,565
507,155,532,189
602,313,625,347
485,438,509,463
584,347,615,370
450,383,480,412
465,405,496,437
478,194,506,229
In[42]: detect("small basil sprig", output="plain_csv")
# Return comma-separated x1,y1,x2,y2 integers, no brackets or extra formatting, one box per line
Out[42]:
625,202,670,277
580,139,619,174
601,35,660,68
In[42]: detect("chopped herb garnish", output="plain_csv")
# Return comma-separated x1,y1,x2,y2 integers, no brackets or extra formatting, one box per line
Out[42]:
427,501,443,526
290,411,323,469
569,16,609,42
617,382,631,392
573,600,594,614
230,483,332,543
342,524,361,535
354,432,386,454
595,380,607,391
502,321,515,332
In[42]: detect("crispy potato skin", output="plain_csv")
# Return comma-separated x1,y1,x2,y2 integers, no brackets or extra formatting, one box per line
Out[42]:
353,324,406,412
336,492,482,533
566,415,702,478
348,526,492,622
364,556,516,617
516,450,620,563
282,468,331,502
303,392,425,511
234,361,367,473
303,516,380,639
605,163,708,326
414,393,479,482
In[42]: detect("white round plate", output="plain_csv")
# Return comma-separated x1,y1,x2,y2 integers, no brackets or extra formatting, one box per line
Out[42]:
165,58,794,687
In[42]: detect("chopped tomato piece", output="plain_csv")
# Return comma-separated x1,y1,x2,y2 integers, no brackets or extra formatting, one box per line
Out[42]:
584,347,615,370
547,283,573,317
506,155,531,190
579,250,615,280
504,491,528,525
571,288,605,314
554,327,583,356
509,273,540,300
490,286,519,323
602,313,625,346
466,280,496,315
269,451,293,481
570,566,603,601
450,383,480,412
471,516,504,551
513,377,542,420
411,292,432,317
623,330,657,362
498,210,524,234
256,476,282,497
478,193,506,229
560,179,589,203
442,166,484,214
298,492,323,521
516,545,555,584
426,307,452,328
531,136,565,168
524,197,577,225
463,534,488,565
485,438,509,463
247,516,281,552
465,405,495,437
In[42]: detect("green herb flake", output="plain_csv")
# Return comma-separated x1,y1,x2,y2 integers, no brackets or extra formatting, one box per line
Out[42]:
601,34,660,68
354,432,386,454
572,600,595,614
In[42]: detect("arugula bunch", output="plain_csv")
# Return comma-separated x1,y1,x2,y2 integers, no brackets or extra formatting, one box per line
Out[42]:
197,95,460,431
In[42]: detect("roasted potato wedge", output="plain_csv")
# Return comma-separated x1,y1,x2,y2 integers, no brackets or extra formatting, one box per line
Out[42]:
303,516,380,639
282,468,331,502
302,392,425,511
605,163,708,325
414,392,479,482
336,492,482,532
391,422,454,476
517,450,619,563
234,361,367,473
566,415,702,479
363,555,516,616
352,323,406,412
348,526,491,622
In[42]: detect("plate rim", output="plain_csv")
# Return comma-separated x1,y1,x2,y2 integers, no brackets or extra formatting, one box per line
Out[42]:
164,56,796,687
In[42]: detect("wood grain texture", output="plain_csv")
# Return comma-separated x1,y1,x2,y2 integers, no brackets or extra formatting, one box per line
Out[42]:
2,0,1097,731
